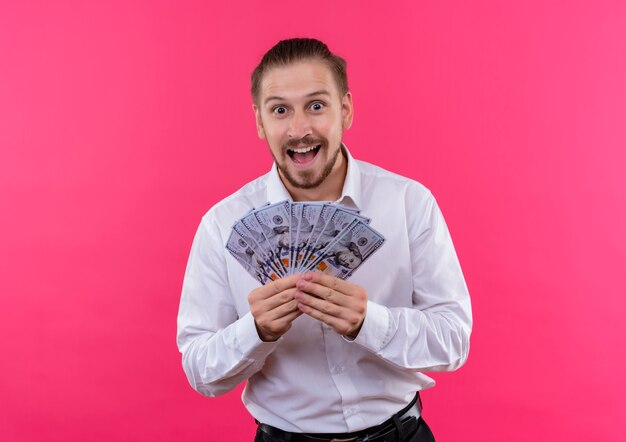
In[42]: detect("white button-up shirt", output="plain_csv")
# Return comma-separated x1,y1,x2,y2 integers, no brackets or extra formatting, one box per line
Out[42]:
177,147,472,433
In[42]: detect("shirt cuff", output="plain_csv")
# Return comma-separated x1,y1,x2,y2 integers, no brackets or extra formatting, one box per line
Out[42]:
234,311,280,360
350,300,392,352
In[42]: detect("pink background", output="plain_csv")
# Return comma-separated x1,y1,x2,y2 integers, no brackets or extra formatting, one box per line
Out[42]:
1,1,625,441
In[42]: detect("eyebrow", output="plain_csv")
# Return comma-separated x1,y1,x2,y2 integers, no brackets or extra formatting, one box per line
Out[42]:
263,90,332,106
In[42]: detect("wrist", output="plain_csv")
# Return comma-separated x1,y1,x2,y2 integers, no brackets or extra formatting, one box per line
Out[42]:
255,322,280,342
345,319,364,340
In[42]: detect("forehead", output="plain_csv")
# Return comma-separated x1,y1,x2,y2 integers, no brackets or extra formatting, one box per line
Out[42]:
259,60,340,104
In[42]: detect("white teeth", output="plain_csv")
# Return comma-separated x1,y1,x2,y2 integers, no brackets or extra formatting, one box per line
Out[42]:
289,145,318,154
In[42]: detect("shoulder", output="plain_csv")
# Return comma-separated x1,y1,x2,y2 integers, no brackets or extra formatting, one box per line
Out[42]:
199,173,270,236
352,158,439,237
356,158,434,203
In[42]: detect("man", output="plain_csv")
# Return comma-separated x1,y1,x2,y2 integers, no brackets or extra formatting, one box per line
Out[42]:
327,240,363,271
177,38,472,442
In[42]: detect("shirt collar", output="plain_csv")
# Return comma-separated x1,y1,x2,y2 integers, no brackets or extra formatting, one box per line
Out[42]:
265,144,363,210
336,144,362,210
266,162,293,203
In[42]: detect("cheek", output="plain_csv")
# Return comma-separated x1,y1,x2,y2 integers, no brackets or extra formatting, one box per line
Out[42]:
325,116,345,139
262,118,285,137
265,127,287,149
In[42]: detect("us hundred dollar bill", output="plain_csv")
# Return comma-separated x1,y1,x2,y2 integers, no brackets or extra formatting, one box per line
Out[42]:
300,204,337,268
304,220,385,279
303,207,369,269
254,201,291,275
233,220,283,278
288,203,302,274
226,228,278,284
241,210,285,277
293,202,325,272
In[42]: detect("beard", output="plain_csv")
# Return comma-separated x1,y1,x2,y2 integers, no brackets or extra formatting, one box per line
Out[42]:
273,136,342,190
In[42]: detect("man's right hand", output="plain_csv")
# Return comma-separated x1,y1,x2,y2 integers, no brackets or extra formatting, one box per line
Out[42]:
248,274,303,342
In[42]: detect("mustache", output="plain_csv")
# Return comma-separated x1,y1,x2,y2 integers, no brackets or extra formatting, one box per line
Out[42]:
283,135,326,150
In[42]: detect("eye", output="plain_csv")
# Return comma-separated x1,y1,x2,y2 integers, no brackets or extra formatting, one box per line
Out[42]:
273,106,287,115
310,102,324,111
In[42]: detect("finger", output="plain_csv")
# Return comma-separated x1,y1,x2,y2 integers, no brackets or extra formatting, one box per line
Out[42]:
301,272,363,297
280,309,303,323
265,274,301,296
256,304,303,341
296,279,347,306
271,309,303,334
294,290,348,320
251,274,302,301
296,299,354,335
265,298,301,321
250,287,297,319
261,287,298,311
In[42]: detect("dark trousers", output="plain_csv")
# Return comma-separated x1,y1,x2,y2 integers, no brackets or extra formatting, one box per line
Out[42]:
254,416,436,442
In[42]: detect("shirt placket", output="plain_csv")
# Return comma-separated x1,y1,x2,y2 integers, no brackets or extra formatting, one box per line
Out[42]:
321,323,367,432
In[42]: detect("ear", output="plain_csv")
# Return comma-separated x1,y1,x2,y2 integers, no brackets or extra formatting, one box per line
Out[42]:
253,104,266,139
341,91,354,130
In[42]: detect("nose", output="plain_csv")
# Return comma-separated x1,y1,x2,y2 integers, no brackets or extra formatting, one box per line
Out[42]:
288,109,312,139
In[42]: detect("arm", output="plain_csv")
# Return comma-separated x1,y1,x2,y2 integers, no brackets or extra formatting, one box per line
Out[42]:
295,195,472,372
357,195,471,371
176,219,287,397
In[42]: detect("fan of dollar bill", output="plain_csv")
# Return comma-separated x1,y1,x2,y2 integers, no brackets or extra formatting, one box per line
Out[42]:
226,200,386,284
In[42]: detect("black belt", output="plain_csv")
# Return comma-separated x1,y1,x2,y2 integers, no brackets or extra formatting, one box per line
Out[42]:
258,393,422,442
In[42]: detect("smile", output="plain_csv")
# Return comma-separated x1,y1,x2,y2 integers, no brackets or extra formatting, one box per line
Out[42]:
287,144,321,165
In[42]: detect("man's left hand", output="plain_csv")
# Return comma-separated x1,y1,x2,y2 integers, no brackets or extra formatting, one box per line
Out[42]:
294,272,367,339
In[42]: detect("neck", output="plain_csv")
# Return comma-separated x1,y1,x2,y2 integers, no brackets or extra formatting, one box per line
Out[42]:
283,150,348,202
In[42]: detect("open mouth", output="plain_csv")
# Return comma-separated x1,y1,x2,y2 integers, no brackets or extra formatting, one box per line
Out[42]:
287,144,322,165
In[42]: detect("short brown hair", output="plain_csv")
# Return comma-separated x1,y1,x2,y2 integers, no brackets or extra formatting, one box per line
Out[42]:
251,38,348,104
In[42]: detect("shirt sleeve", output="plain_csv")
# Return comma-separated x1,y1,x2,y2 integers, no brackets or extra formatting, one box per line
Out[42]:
352,194,473,372
176,216,279,397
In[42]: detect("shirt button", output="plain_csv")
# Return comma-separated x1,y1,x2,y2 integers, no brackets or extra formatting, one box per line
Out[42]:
345,408,357,417
333,366,343,374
